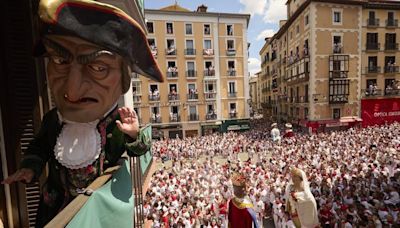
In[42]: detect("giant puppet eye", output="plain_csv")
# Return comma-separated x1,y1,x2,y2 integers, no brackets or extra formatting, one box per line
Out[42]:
50,55,70,65
87,63,109,79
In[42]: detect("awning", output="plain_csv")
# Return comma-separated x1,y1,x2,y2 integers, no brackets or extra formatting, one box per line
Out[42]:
340,116,363,123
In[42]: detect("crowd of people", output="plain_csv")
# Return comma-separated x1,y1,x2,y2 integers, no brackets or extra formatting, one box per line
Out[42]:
145,121,400,227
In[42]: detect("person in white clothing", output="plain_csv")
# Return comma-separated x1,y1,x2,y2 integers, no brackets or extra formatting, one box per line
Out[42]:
285,168,319,228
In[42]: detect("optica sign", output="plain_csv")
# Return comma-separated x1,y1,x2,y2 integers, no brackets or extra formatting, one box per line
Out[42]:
361,98,400,127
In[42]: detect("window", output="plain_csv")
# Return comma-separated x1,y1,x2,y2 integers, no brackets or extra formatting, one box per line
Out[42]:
329,79,349,103
296,25,300,34
148,38,155,46
166,39,176,55
150,84,158,93
388,12,394,21
367,33,378,44
205,61,213,69
167,61,176,68
169,84,178,94
186,40,194,49
205,81,216,92
228,82,236,93
149,84,160,101
166,22,173,34
204,40,212,49
189,105,197,115
227,40,235,50
185,23,193,35
368,56,377,68
333,108,341,119
146,22,154,33
204,24,211,35
132,81,141,94
151,106,159,115
333,35,342,53
228,61,235,69
227,25,233,36
187,61,195,70
305,14,309,26
333,10,342,24
230,103,236,110
148,38,157,56
366,79,377,89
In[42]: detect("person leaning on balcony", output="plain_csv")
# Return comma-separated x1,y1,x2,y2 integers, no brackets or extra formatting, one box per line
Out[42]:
1,0,164,226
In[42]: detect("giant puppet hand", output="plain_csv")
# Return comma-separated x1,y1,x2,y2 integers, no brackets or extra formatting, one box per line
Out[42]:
116,107,139,140
1,168,34,185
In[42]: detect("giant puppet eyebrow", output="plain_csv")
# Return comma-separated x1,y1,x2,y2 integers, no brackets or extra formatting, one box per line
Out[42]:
42,38,116,64
76,50,115,64
42,38,73,61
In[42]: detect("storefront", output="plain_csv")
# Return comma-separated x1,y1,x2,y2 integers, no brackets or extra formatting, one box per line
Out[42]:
201,121,222,136
220,119,251,133
299,117,362,134
361,98,400,127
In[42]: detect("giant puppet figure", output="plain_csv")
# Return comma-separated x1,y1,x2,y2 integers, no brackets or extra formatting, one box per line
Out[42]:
228,172,259,228
1,0,164,226
283,123,294,138
285,168,319,228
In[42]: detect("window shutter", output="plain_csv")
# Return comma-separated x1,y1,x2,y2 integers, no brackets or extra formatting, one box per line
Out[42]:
1,0,47,227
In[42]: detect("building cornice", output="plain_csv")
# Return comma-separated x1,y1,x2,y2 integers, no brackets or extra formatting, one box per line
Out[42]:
145,9,250,27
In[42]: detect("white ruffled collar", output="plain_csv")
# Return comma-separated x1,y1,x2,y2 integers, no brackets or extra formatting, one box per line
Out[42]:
54,103,118,169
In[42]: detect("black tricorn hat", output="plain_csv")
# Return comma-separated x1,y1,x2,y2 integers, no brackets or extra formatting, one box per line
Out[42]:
37,0,164,83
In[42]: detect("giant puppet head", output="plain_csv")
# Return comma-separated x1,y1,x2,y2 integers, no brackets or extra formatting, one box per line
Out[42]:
36,0,164,122
231,172,247,198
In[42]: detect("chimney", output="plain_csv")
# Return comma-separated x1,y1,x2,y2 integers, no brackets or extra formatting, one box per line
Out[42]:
197,4,208,12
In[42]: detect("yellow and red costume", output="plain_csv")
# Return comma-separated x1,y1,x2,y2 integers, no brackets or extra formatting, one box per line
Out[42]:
228,172,259,228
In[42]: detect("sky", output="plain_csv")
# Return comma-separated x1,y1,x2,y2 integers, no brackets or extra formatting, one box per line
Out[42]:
144,0,287,75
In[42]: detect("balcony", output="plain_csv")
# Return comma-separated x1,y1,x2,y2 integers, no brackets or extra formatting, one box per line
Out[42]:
226,49,236,56
361,89,383,98
367,18,380,27
189,114,199,121
148,94,160,102
169,114,181,122
186,70,197,78
166,48,177,56
228,92,237,98
203,49,214,57
329,94,349,104
187,93,198,100
330,71,348,79
229,112,237,118
184,48,196,56
206,113,217,120
133,95,141,103
204,69,215,77
168,94,179,101
166,71,178,79
227,70,236,76
385,88,400,96
361,88,400,97
386,19,398,28
366,43,380,51
365,66,381,74
150,116,162,123
205,92,217,100
287,72,310,86
384,66,399,74
385,43,398,51
333,45,343,54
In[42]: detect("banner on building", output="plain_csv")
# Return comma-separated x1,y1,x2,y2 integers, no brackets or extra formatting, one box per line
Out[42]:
361,98,400,127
